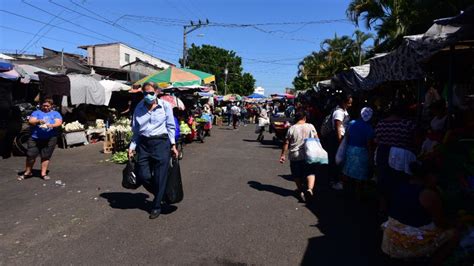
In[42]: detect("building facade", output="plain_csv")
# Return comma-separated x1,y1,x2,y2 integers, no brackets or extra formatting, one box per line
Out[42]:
79,43,174,70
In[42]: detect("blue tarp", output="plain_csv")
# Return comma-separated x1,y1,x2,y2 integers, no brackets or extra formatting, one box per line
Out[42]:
247,93,266,99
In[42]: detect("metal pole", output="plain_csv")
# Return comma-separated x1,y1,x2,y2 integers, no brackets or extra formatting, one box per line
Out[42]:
224,66,228,95
182,26,187,68
61,48,64,72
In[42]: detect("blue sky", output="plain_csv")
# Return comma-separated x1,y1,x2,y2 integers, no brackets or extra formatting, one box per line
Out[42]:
0,0,365,95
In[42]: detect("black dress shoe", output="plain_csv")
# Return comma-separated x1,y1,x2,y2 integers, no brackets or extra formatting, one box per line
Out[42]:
149,209,161,219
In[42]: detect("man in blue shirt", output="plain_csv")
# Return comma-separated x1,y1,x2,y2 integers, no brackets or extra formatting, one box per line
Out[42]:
128,82,178,219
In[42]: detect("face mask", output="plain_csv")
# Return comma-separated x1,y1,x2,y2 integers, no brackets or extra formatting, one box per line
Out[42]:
144,94,156,104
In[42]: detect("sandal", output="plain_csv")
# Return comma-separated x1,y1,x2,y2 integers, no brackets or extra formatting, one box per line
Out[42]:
304,189,314,202
41,175,51,180
17,173,33,181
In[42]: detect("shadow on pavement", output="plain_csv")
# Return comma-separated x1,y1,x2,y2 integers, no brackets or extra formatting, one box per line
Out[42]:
242,138,282,149
301,190,388,266
247,181,296,198
101,192,151,212
100,192,179,215
248,173,391,266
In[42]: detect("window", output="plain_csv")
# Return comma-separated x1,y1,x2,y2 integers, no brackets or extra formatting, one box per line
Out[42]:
124,53,130,63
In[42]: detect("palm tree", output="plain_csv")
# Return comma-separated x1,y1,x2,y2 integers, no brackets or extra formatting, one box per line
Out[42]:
321,34,358,73
353,30,373,65
346,0,473,52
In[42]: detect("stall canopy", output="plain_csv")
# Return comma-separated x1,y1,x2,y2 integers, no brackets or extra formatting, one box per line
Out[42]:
247,93,266,99
15,64,58,83
134,67,215,87
99,79,131,106
68,74,106,105
14,54,90,74
333,5,474,91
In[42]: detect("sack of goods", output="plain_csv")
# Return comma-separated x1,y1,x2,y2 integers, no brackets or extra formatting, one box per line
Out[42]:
122,159,140,190
304,138,328,164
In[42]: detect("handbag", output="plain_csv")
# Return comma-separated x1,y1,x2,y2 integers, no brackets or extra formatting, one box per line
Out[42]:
304,130,328,164
122,158,140,190
164,158,184,204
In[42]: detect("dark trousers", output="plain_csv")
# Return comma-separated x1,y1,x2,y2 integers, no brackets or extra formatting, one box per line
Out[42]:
136,137,171,212
232,114,239,128
324,132,340,184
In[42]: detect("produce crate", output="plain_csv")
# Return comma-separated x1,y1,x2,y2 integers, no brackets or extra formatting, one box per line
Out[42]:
113,131,129,152
103,131,114,154
62,130,87,148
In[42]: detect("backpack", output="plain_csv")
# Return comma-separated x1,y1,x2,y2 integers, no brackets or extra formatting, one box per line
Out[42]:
320,108,336,137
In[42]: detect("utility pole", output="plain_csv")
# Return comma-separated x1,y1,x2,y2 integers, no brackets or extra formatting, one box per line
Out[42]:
224,64,228,95
182,19,209,68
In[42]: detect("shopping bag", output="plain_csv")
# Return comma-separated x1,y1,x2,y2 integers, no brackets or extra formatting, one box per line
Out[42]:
122,158,140,190
255,124,262,134
164,158,184,204
335,136,348,165
304,138,328,164
258,117,270,127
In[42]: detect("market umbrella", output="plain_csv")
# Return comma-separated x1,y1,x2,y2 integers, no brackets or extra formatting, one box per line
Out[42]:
247,93,266,99
184,69,216,84
0,69,20,81
134,67,215,87
160,95,185,110
223,94,241,101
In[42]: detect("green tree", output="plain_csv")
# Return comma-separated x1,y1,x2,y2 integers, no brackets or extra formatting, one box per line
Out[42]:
293,31,373,90
185,44,256,95
346,0,472,51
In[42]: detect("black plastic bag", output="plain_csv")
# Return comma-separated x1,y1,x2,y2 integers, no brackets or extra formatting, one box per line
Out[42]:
122,158,140,190
164,158,184,204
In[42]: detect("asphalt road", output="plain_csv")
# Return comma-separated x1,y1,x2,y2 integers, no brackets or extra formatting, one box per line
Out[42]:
0,125,387,265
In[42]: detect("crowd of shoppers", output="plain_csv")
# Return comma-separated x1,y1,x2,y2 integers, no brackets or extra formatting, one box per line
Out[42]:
273,90,467,264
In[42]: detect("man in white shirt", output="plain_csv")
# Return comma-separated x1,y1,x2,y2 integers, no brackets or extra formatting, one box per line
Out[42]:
230,104,241,129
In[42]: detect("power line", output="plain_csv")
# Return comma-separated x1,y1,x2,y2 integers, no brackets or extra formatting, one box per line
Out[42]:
64,0,182,53
21,1,116,42
0,9,110,42
22,1,182,59
0,25,79,45
0,9,179,64
19,9,65,54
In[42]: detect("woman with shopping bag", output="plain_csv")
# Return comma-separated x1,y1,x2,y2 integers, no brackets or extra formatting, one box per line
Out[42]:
279,111,325,202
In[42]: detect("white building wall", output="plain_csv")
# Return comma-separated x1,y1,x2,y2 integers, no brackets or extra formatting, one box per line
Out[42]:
87,44,121,68
118,44,170,69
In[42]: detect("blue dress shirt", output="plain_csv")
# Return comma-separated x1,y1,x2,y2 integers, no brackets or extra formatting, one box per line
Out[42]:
129,99,176,150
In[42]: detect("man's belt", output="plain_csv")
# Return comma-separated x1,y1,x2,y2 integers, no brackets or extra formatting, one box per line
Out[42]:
140,134,168,140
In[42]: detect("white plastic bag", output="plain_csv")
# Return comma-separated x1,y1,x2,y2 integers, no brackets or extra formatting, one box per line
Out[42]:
258,117,269,127
304,138,328,164
335,136,348,165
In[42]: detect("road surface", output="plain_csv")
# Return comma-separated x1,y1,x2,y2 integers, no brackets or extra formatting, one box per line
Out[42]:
0,125,386,265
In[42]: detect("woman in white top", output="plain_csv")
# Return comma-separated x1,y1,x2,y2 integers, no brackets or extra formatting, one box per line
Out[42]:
280,111,318,202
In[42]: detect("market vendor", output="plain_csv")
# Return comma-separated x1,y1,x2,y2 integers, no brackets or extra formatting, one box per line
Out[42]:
381,160,460,265
18,98,62,181
128,82,178,220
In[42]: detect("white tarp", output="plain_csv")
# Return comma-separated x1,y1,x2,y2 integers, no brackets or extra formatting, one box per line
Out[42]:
99,79,131,105
68,74,106,105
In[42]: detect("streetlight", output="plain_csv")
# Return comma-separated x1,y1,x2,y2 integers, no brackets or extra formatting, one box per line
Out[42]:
224,67,228,95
